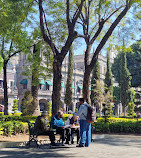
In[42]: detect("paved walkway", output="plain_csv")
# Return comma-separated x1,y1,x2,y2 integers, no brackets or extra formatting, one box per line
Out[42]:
0,134,141,158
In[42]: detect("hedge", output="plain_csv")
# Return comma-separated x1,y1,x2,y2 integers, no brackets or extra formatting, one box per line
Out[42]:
0,114,72,136
94,117,141,134
0,121,28,136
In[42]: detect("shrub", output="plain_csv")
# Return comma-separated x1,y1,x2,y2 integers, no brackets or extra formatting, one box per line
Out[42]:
94,117,141,134
2,122,14,136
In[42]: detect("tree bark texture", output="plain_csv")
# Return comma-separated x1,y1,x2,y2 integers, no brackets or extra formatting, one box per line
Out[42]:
83,67,91,103
31,44,40,116
32,85,40,116
3,62,8,115
52,59,62,116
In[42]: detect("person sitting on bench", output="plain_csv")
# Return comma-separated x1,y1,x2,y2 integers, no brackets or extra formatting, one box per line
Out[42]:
51,111,70,145
34,111,56,146
65,114,80,144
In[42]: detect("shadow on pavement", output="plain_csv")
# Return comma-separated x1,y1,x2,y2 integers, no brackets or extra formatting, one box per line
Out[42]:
0,144,81,158
93,136,141,149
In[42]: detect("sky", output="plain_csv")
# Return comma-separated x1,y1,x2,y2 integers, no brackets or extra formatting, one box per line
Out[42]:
26,2,141,57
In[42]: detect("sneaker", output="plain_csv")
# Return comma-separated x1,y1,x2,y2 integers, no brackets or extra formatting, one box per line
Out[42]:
76,144,85,147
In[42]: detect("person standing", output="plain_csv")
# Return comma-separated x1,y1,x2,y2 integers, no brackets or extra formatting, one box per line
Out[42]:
74,98,91,147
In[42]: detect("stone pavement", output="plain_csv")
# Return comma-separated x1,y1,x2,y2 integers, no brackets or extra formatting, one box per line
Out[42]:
0,134,141,158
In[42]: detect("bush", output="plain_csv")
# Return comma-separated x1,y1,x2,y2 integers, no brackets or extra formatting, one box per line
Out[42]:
0,121,28,136
94,117,141,134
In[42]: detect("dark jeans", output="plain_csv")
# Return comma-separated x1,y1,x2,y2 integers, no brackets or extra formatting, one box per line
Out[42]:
56,127,70,144
39,131,55,144
71,128,80,144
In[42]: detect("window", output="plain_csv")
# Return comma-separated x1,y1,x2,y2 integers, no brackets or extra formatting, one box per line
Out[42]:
10,81,14,88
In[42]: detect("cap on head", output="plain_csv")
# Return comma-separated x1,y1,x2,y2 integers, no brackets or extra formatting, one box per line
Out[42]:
42,111,48,116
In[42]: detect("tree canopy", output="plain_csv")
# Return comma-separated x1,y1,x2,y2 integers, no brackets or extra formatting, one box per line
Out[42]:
112,40,141,87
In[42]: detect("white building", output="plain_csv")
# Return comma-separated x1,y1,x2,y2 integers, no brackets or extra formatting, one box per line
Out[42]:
16,48,118,112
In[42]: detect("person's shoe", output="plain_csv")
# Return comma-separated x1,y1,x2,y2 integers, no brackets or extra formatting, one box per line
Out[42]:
65,141,69,144
71,140,74,144
76,144,85,147
61,143,65,146
50,142,57,146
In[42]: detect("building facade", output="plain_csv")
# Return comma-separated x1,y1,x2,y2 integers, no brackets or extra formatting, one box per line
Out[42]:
16,49,118,112
0,56,18,112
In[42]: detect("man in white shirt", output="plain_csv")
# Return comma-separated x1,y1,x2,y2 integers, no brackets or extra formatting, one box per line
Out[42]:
74,98,91,147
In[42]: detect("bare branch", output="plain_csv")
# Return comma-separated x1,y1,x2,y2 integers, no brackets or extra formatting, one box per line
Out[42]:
89,5,131,70
39,0,59,56
90,19,105,45
66,0,71,28
72,0,86,26
8,40,42,60
105,5,125,21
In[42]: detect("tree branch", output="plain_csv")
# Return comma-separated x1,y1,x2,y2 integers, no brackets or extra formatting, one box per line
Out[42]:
38,0,59,56
105,5,125,22
90,19,105,45
90,4,131,70
72,0,86,26
1,37,5,60
8,41,42,60
66,0,71,28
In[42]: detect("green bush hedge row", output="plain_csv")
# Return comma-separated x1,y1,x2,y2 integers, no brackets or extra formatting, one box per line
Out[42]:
0,121,28,136
94,117,141,134
0,115,37,122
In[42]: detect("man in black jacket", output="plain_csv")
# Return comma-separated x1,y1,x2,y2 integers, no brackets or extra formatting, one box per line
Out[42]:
34,111,56,146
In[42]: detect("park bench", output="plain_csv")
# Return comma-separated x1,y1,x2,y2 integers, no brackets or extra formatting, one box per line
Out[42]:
26,121,62,148
26,121,94,147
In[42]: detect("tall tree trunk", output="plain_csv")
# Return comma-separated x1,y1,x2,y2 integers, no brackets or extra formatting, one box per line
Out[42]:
32,85,40,116
83,67,91,103
83,44,92,103
124,106,126,116
3,61,8,115
52,59,62,116
31,44,40,116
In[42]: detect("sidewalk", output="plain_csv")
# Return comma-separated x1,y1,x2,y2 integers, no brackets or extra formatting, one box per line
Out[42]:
0,134,141,158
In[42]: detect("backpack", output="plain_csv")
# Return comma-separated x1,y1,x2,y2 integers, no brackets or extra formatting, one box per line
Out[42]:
85,104,96,123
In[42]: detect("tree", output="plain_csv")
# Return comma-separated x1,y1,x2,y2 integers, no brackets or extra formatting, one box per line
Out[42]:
38,0,86,115
120,51,131,115
76,0,140,103
12,99,18,115
21,90,33,116
104,52,113,95
0,0,34,115
104,91,113,117
113,86,120,116
22,29,53,116
64,46,74,113
92,80,104,117
112,40,141,87
31,44,40,116
90,60,100,106
128,102,135,118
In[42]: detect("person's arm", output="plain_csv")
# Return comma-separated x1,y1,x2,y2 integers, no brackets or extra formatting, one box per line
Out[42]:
74,105,84,117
